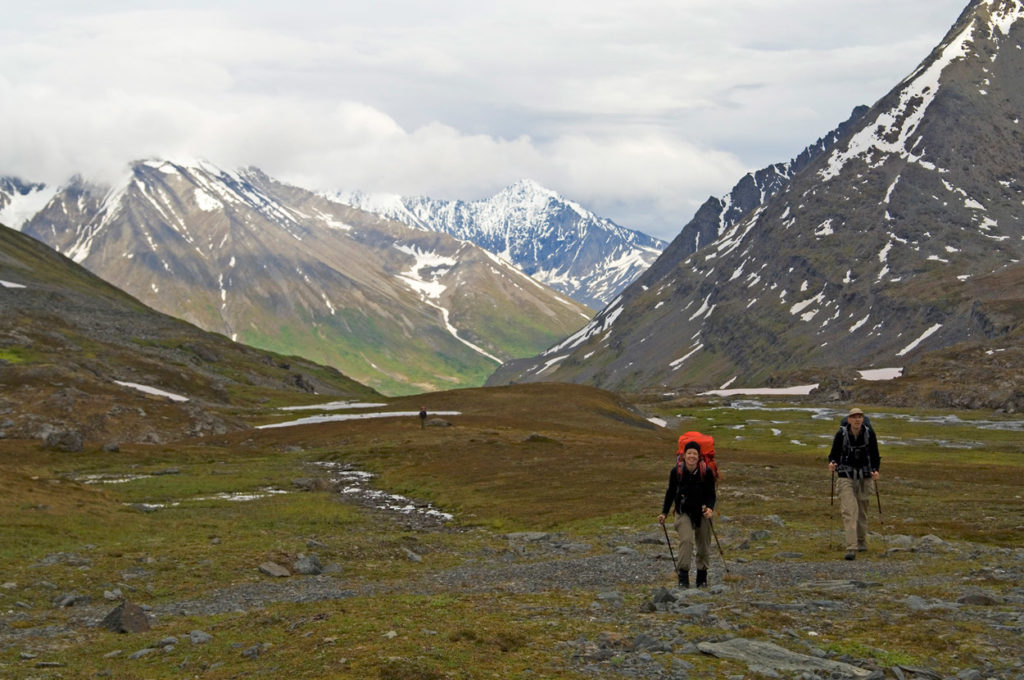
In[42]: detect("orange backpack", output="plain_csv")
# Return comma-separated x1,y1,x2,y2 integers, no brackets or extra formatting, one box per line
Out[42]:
676,431,720,481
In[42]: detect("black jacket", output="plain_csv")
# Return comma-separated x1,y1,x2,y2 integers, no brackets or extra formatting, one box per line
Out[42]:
661,464,716,526
828,424,880,478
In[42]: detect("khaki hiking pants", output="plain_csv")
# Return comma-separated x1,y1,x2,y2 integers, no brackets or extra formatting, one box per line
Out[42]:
837,477,874,551
673,513,711,572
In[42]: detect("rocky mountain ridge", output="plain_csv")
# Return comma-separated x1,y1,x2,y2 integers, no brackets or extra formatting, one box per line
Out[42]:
659,104,870,276
490,0,1024,412
334,179,666,309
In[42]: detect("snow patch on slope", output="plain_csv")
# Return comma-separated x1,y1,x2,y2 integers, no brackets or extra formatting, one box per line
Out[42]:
393,243,501,364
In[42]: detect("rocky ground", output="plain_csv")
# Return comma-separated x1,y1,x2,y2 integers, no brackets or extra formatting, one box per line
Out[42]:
6,485,1022,680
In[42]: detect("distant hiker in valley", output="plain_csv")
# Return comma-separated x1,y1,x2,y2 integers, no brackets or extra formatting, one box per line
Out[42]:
659,435,717,588
828,407,881,560
419,406,427,429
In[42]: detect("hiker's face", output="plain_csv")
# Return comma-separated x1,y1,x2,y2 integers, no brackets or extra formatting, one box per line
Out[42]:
848,414,864,432
683,449,699,470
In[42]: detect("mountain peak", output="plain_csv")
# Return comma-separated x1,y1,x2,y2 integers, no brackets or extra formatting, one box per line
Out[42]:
502,177,555,195
489,0,1024,408
334,181,665,308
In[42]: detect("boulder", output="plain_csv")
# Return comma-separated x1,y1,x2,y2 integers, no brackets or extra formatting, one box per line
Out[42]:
698,638,873,678
101,601,151,633
44,430,83,452
258,561,291,578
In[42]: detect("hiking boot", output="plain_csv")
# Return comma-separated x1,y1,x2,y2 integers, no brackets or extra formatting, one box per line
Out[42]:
678,570,689,588
695,569,708,588
844,550,856,561
857,545,868,552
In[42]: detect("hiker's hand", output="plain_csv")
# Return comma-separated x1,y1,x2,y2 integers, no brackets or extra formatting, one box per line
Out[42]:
658,514,666,525
872,470,880,480
828,461,836,472
702,506,713,519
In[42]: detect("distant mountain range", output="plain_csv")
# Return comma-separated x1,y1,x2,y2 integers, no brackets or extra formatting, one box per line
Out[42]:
490,0,1024,412
6,161,591,395
333,179,666,309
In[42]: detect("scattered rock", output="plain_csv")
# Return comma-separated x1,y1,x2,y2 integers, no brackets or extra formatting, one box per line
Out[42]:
190,630,214,645
886,534,915,550
633,632,671,653
53,592,89,608
896,665,943,680
957,591,1000,606
34,552,91,568
698,637,874,678
596,591,624,607
293,553,324,575
915,535,951,552
43,430,83,452
239,643,268,659
101,601,151,633
292,477,336,492
523,433,560,444
258,562,291,578
505,532,551,543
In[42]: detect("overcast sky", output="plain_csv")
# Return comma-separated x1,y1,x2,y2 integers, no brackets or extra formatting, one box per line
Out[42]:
1,1,970,241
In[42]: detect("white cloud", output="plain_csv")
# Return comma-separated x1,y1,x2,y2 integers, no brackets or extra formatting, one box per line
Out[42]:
0,0,969,240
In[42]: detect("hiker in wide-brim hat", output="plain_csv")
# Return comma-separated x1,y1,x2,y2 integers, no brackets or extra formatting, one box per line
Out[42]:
828,407,881,560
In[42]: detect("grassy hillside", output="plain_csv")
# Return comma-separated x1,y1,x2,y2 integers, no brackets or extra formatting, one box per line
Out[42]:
1,223,380,444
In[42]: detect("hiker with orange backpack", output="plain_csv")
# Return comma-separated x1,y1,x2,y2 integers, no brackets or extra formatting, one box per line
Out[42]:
658,434,718,588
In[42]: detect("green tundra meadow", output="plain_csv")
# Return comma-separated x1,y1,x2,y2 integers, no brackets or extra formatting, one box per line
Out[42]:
2,384,1022,678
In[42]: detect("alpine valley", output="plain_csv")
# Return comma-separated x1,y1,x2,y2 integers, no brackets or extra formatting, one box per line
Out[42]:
490,0,1024,413
1,162,593,395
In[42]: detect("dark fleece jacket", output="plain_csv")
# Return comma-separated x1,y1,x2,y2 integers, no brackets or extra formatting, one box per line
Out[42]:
661,463,716,526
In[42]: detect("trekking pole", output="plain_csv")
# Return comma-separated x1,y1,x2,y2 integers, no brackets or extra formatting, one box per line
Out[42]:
874,478,882,519
660,521,676,570
830,469,836,550
707,517,730,573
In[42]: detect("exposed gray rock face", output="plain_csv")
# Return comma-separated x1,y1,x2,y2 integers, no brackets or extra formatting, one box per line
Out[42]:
666,104,869,265
490,1,1024,403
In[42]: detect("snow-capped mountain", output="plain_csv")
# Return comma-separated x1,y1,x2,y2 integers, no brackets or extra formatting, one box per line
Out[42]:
0,177,55,232
15,160,591,395
490,0,1024,409
654,106,869,272
333,179,666,309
